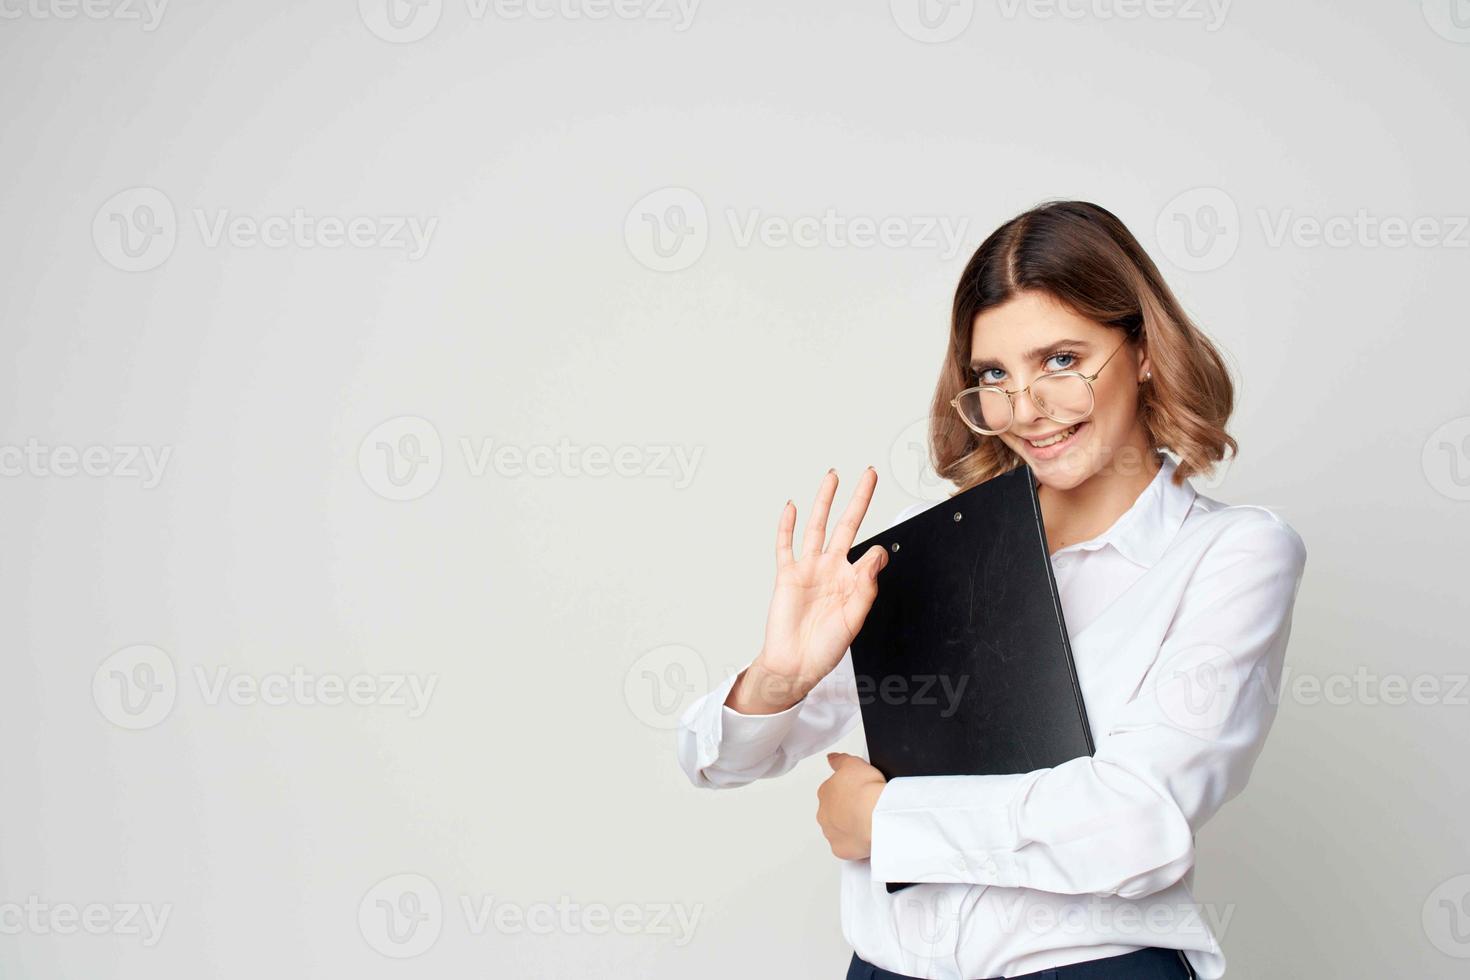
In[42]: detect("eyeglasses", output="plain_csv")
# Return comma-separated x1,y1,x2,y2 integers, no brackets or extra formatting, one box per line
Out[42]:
950,335,1131,436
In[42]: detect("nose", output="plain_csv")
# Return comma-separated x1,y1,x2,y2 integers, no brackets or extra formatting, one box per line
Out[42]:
1010,382,1046,431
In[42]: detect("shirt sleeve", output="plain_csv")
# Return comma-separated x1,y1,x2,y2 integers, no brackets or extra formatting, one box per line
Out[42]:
675,648,862,789
868,515,1308,899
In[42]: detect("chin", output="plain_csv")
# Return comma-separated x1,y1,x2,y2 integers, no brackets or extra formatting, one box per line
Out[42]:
1030,464,1094,492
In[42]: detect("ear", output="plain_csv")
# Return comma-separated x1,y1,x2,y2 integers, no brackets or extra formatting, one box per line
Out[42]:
1137,346,1152,385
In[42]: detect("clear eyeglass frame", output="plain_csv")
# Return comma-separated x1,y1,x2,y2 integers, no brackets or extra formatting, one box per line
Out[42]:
950,335,1133,436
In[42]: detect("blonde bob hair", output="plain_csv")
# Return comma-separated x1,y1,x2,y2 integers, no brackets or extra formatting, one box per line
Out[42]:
930,200,1237,490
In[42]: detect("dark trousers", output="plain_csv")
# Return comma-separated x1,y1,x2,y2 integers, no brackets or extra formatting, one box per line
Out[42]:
846,946,1195,980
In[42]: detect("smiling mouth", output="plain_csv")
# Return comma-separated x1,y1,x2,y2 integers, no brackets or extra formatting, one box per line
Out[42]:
1025,421,1086,449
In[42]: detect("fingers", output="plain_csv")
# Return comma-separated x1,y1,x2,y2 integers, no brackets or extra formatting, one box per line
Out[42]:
775,499,796,568
853,544,889,583
826,466,878,556
801,469,839,558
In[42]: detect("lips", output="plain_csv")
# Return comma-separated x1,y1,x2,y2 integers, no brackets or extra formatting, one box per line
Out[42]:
1022,420,1088,459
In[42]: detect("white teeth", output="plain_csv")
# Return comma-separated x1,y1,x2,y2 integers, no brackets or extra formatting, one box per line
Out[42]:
1029,424,1079,448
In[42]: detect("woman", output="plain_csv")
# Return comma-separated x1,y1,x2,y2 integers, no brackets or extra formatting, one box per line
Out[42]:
675,201,1307,980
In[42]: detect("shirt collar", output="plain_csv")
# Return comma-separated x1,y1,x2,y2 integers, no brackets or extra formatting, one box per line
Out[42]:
1050,451,1197,568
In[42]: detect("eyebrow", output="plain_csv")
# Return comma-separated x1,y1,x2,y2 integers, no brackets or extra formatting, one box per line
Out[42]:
969,338,1094,372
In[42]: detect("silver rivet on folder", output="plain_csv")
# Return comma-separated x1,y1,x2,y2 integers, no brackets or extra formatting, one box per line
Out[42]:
892,542,900,552
953,512,963,522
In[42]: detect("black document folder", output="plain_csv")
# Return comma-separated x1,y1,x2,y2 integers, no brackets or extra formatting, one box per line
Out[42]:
845,463,1095,893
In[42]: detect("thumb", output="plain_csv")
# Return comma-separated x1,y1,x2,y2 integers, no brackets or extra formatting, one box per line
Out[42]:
855,544,889,581
826,751,849,770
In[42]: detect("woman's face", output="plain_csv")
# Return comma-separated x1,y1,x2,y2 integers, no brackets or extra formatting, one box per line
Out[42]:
968,290,1152,491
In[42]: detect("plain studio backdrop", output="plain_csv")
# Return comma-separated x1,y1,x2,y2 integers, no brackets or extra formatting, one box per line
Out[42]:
1,1,1466,977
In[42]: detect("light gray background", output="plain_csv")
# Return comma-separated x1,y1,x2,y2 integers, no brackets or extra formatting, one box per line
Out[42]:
1,1,1467,977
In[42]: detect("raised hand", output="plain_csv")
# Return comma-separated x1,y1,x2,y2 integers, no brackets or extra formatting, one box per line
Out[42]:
726,467,890,715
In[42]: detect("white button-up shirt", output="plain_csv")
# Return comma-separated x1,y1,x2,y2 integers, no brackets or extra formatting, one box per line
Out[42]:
676,452,1308,979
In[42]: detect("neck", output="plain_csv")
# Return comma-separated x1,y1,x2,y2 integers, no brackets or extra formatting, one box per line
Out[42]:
1036,445,1163,555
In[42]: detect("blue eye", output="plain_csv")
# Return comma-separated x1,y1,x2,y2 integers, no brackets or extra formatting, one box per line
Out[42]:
975,351,1079,387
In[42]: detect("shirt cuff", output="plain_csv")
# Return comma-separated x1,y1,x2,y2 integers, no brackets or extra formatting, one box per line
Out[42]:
683,666,808,774
868,771,1035,885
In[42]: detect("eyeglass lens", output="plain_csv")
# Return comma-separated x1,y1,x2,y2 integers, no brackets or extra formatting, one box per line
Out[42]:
956,374,1095,433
